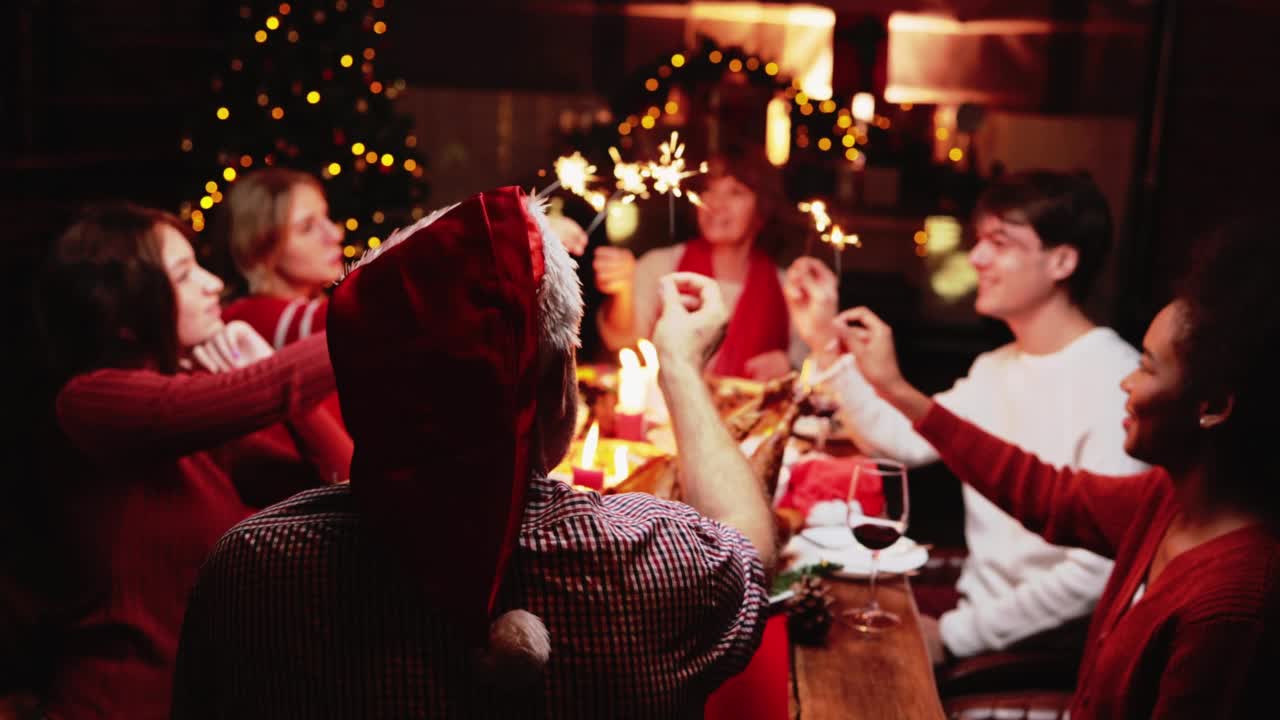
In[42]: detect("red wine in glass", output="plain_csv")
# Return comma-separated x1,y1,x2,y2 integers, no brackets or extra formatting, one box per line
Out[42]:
853,521,901,551
844,459,909,633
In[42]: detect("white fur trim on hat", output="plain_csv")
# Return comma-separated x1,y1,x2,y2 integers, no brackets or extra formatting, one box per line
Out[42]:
523,196,584,353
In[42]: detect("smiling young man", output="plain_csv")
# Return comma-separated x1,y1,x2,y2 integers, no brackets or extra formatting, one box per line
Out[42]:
785,170,1148,663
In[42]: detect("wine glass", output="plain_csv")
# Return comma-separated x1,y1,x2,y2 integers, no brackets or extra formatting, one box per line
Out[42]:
843,458,909,632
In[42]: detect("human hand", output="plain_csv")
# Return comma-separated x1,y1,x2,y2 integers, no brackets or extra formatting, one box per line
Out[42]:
652,272,729,371
743,350,792,380
832,307,904,395
190,320,274,373
920,615,947,666
545,213,589,256
593,246,636,296
784,256,839,354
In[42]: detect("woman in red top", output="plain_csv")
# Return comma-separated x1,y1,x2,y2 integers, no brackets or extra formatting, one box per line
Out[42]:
833,219,1278,719
220,168,345,349
34,204,349,719
593,146,796,379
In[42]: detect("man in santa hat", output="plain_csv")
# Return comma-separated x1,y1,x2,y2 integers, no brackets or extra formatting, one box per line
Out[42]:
171,186,776,718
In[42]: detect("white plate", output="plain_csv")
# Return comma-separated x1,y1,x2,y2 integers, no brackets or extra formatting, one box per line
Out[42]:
782,525,928,578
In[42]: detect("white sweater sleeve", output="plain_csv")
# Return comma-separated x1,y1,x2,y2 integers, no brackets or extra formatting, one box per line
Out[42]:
824,353,986,469
940,400,1150,656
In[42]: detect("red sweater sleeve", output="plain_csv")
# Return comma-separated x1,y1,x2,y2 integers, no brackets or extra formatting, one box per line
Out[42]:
56,333,336,463
285,405,352,484
914,402,1160,558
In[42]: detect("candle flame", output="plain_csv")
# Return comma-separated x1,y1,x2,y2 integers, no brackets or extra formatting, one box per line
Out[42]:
611,445,628,487
580,421,600,469
637,339,659,371
617,348,645,413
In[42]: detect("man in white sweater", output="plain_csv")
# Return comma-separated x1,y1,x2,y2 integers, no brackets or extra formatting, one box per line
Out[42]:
785,171,1148,662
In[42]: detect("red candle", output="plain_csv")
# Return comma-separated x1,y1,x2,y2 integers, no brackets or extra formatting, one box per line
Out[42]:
574,421,604,491
614,411,646,441
572,466,604,490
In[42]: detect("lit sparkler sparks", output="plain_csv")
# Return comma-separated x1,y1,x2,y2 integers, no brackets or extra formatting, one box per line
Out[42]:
798,200,832,233
609,146,649,202
553,152,599,200
644,131,706,198
822,225,860,250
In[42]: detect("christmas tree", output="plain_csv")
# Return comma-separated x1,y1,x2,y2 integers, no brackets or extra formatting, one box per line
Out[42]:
179,0,429,269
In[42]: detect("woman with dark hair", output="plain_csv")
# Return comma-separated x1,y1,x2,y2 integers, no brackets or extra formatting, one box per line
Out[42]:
35,203,349,719
593,146,800,379
832,218,1279,718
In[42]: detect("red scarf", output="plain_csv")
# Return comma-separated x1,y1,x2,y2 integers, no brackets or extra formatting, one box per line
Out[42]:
676,239,789,378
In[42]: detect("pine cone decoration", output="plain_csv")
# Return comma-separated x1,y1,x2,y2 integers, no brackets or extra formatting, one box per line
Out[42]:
785,576,836,645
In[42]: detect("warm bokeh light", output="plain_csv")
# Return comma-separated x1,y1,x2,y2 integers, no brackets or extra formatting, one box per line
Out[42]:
343,245,357,258
709,50,723,63
265,16,280,30
346,218,359,231
306,90,321,104
205,181,218,193
640,115,656,129
728,58,743,72
765,61,779,75
200,196,214,210
327,162,342,176
363,47,375,60
373,21,387,34
645,78,659,92
367,236,381,248
340,53,353,67
271,106,285,119
404,135,417,148
817,137,832,151
372,210,385,223
239,155,253,167
215,107,230,120
365,150,378,163
351,142,365,155
379,153,393,167
254,30,267,43
671,53,685,67
664,101,678,115
948,147,964,162
403,158,417,171
369,81,383,94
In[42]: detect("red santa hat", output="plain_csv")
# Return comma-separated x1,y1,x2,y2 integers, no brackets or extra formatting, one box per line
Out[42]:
326,186,582,685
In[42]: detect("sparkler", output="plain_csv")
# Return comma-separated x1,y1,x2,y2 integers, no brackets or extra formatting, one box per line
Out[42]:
553,152,600,204
797,200,832,257
820,224,860,282
643,131,708,242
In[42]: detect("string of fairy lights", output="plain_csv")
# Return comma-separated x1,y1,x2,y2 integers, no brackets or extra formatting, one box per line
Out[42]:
179,0,427,256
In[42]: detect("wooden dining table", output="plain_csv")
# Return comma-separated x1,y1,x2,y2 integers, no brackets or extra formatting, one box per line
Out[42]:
790,576,946,719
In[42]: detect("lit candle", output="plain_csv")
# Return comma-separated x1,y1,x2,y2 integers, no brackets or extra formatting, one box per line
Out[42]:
573,422,604,490
606,445,629,490
636,338,668,425
614,348,647,440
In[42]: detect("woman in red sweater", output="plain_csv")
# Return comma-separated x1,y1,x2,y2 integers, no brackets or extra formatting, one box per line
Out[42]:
34,204,349,719
831,219,1278,718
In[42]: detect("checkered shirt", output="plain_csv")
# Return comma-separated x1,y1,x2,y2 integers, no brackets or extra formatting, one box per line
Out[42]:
171,476,767,719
